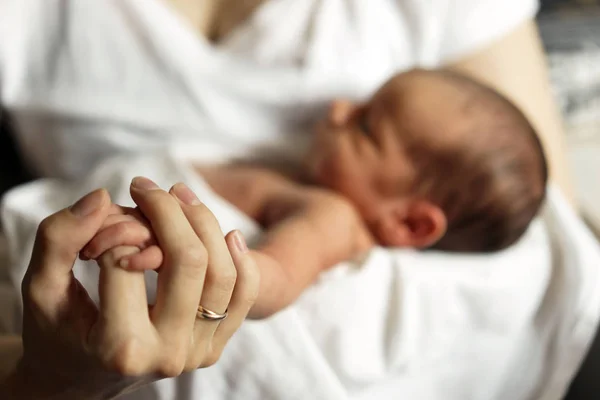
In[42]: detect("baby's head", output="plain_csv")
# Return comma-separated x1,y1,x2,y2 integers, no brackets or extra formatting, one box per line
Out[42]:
306,69,547,252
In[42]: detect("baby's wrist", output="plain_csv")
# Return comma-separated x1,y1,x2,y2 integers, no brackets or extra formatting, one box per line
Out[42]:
98,245,141,269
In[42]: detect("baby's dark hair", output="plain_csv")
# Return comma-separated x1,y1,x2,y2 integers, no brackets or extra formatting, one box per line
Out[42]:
405,70,548,252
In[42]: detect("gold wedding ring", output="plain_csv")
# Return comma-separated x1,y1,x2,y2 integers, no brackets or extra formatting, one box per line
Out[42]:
197,305,228,321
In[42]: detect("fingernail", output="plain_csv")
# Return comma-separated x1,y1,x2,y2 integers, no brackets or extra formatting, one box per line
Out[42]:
172,183,201,206
131,176,160,191
70,189,105,217
233,230,249,253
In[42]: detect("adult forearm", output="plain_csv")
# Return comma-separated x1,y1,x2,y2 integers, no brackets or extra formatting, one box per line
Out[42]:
0,337,141,400
1,365,142,400
0,337,34,400
0,336,22,382
449,20,576,206
2,367,100,400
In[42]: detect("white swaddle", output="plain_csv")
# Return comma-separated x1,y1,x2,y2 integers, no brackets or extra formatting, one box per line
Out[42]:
2,151,599,400
2,0,598,399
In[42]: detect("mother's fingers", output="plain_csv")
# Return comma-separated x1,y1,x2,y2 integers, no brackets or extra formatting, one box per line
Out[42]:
170,183,236,315
24,189,111,356
167,183,239,366
91,246,155,374
129,177,207,349
207,230,260,365
28,189,110,288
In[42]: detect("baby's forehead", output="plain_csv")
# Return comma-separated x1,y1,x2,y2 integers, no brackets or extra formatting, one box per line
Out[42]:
372,72,476,140
379,70,468,102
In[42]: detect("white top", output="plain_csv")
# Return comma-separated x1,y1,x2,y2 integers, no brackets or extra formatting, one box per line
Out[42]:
0,0,538,179
3,1,597,400
2,155,599,400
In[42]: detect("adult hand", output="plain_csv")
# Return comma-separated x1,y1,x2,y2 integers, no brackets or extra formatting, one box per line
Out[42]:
4,179,259,400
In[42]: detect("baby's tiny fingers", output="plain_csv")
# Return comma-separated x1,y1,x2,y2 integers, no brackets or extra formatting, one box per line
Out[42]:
98,212,137,232
80,213,138,260
107,204,139,217
83,220,155,260
119,245,164,271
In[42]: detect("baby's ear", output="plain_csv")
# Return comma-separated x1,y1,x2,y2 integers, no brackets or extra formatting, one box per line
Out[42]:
374,199,447,249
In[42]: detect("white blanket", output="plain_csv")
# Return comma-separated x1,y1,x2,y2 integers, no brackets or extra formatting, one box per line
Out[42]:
3,151,600,400
2,0,597,398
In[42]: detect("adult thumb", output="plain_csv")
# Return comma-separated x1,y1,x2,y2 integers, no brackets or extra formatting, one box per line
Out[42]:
29,189,111,282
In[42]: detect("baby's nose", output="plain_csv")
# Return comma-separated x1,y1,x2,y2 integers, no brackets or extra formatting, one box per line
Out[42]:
328,100,355,126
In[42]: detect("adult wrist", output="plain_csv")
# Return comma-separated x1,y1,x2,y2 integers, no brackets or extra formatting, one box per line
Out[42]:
1,362,88,400
1,360,143,400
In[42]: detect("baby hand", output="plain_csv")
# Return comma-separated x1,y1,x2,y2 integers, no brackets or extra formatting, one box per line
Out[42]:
80,204,164,270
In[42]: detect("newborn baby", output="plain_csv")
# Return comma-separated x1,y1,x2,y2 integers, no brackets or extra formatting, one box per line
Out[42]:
83,69,548,318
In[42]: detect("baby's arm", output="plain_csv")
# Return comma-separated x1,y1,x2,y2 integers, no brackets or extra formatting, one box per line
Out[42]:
81,205,163,270
248,189,373,318
83,182,373,319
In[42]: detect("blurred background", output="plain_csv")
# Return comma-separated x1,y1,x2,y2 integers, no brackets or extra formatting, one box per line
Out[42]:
1,0,599,235
539,0,600,235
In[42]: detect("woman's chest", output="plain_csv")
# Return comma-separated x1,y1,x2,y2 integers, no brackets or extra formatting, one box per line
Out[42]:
164,0,269,41
1,0,425,178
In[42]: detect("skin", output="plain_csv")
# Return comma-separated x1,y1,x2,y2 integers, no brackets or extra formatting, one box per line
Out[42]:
83,7,570,322
0,181,260,399
0,8,571,398
448,20,574,205
83,70,469,319
166,2,572,203
85,170,374,319
164,0,268,41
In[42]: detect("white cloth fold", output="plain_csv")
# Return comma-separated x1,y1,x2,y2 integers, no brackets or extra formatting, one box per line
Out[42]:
3,1,595,399
2,152,599,400
1,0,540,180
